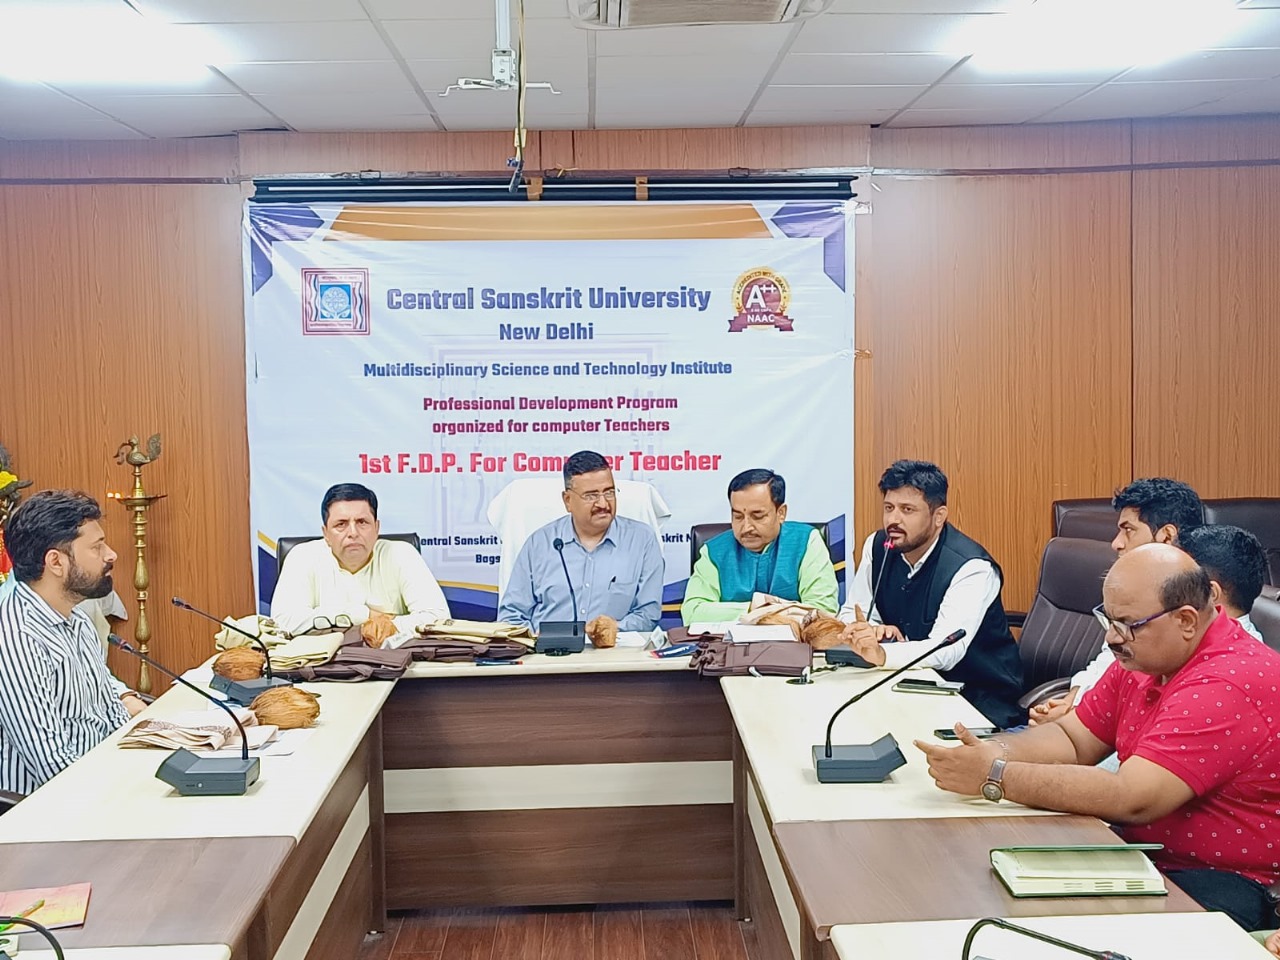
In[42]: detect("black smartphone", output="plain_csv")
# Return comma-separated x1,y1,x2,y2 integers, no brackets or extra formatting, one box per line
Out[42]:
933,727,1000,740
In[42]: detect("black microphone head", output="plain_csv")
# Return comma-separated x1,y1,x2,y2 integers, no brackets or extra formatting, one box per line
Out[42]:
171,596,190,608
553,537,564,551
108,634,133,651
942,629,966,644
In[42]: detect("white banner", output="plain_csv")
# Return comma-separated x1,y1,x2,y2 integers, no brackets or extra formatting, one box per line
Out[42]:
244,200,855,622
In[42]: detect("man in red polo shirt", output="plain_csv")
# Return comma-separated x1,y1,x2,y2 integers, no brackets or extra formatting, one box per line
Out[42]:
916,542,1280,930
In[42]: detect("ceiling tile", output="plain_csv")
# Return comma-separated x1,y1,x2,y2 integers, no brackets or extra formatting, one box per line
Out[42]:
131,0,369,23
0,79,118,123
753,84,927,111
0,117,150,139
218,60,414,95
913,82,1096,110
772,52,960,85
367,0,570,17
593,22,790,57
384,17,587,60
168,20,395,63
944,58,1124,85
791,13,986,54
593,109,742,129
258,89,429,122
83,94,281,136
1118,48,1280,83
596,82,755,116
432,87,588,122
1208,8,1280,47
45,71,238,98
1037,79,1255,122
886,106,1031,126
748,106,897,124
595,56,772,89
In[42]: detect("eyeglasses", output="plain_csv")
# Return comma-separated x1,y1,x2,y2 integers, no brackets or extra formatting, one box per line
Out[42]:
571,488,617,505
1091,603,1178,642
290,614,353,638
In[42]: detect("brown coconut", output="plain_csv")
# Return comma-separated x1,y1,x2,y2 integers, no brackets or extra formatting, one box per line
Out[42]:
585,615,619,648
250,687,321,729
212,646,266,681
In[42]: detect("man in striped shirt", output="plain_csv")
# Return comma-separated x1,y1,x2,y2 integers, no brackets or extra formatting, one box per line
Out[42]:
0,491,139,795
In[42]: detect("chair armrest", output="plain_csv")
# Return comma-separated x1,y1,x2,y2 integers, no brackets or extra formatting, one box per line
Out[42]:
0,789,25,812
1017,677,1071,711
1005,610,1026,629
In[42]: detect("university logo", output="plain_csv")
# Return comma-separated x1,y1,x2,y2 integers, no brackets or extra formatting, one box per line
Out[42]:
301,267,370,336
728,268,794,333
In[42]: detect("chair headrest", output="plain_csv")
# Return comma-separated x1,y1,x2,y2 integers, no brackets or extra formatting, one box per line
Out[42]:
1036,537,1116,613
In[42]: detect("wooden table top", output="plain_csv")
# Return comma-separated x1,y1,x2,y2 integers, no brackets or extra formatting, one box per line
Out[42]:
774,816,1201,938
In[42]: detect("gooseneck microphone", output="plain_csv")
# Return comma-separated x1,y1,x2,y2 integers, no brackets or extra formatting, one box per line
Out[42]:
962,917,1132,960
551,538,580,634
866,534,897,625
533,537,588,655
110,635,260,796
827,535,897,668
0,915,65,959
813,629,966,783
172,596,293,704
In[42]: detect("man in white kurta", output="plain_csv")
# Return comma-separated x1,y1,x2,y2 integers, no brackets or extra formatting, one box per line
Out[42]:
270,483,448,647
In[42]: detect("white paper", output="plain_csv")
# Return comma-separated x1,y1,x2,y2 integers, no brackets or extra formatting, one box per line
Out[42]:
724,624,796,643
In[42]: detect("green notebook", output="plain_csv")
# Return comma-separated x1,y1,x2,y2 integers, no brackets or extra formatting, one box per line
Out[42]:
990,844,1167,898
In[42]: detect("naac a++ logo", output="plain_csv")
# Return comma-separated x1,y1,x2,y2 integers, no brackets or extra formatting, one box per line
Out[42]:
302,267,370,336
729,268,794,333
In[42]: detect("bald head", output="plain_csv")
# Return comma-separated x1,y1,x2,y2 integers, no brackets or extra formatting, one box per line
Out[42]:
1102,542,1214,676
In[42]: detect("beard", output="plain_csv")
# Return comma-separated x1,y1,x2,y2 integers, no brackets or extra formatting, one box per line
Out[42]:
67,559,113,600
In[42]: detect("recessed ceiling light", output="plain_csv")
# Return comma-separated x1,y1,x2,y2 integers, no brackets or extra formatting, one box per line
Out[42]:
0,3,221,85
963,0,1246,74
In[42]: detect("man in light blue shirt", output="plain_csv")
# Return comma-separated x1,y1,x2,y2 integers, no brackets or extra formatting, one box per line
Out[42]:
498,451,664,633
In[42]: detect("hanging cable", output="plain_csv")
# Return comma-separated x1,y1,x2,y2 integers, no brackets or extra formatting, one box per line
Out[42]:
508,0,527,192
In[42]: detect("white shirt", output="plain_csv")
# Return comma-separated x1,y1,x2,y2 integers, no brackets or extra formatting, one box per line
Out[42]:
838,531,1002,672
1071,611,1266,695
269,539,449,646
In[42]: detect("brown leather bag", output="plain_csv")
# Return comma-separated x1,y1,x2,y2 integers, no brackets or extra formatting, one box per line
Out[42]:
690,640,812,678
277,630,412,682
397,637,528,662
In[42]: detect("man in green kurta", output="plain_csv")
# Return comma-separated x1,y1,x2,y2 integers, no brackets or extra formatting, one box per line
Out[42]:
681,468,838,625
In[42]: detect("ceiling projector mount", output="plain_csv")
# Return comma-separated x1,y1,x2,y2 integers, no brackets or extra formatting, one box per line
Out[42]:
441,0,561,96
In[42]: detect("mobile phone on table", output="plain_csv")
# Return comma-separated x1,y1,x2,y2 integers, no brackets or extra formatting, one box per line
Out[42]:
933,726,1000,740
892,678,964,695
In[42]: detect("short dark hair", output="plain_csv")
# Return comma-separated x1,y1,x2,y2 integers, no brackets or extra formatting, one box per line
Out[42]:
563,451,611,489
5,490,103,583
728,469,785,507
878,460,948,510
1159,564,1213,614
1178,524,1266,614
1112,478,1203,538
321,483,378,524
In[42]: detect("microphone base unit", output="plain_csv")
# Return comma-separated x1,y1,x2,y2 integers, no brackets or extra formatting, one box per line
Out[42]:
155,748,261,796
812,733,907,783
210,674,294,706
534,621,586,656
823,647,875,668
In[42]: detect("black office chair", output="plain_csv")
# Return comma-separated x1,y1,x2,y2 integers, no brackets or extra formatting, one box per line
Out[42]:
1252,594,1280,653
688,521,834,571
1203,498,1280,586
1015,537,1117,710
0,790,22,814
1051,499,1116,542
276,533,421,571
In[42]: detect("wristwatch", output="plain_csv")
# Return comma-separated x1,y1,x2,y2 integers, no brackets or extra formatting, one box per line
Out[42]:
981,757,1007,802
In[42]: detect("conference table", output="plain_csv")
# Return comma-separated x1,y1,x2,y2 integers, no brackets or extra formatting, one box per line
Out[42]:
0,644,1228,960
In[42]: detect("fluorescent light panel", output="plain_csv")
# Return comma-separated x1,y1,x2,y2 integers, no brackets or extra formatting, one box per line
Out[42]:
964,0,1247,74
0,3,222,84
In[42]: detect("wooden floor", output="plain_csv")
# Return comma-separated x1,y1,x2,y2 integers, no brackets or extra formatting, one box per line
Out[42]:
357,903,761,960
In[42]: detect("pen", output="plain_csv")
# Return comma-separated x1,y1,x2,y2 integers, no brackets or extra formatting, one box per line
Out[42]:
0,898,44,933
475,658,520,666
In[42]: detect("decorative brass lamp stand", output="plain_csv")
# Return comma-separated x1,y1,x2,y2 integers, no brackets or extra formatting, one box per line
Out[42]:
113,435,165,694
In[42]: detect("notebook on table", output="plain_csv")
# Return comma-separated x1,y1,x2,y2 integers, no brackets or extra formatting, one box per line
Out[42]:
990,844,1167,898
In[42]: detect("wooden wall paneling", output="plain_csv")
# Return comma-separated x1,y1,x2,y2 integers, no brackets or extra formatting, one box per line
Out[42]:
557,125,871,171
852,172,1133,612
870,121,1131,172
0,183,252,687
237,130,538,176
1131,165,1280,495
1132,115,1280,165
0,136,238,180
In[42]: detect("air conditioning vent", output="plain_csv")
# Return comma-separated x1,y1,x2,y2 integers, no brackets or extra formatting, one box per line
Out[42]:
569,0,834,28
